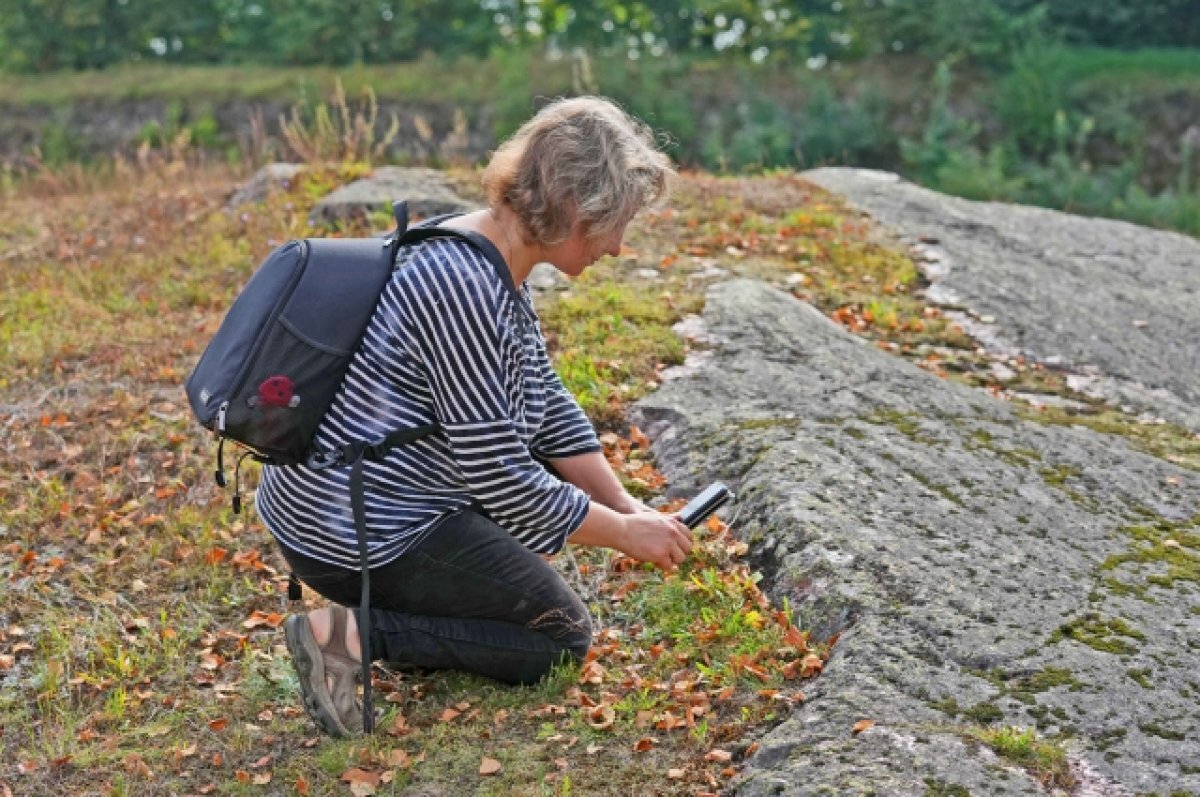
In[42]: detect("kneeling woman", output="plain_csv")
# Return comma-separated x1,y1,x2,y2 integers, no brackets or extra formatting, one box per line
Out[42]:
255,97,692,737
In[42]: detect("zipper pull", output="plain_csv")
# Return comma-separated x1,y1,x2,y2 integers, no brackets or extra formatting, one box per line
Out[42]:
216,401,229,434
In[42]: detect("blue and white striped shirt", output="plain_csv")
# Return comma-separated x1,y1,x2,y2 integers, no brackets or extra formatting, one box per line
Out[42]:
256,237,600,569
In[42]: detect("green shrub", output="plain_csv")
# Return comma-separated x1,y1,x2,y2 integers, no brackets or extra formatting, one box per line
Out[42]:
38,119,81,165
795,79,891,168
901,61,981,181
930,145,1026,202
994,39,1072,156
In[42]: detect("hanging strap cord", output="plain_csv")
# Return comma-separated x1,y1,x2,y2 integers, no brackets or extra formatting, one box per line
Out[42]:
349,450,375,734
325,424,438,734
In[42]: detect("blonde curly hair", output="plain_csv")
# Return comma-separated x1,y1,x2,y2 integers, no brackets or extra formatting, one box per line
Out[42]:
482,96,675,246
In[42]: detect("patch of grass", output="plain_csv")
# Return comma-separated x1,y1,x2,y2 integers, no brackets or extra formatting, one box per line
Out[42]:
1061,46,1200,92
1,166,832,795
540,279,689,429
967,725,1074,790
0,55,506,106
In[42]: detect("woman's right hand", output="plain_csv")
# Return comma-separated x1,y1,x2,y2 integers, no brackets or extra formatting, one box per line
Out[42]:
618,512,693,571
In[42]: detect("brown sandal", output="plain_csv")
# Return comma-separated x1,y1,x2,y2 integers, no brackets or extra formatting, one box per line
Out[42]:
284,606,362,737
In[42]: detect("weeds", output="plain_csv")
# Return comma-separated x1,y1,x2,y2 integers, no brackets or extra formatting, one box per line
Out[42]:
279,79,399,166
967,726,1075,789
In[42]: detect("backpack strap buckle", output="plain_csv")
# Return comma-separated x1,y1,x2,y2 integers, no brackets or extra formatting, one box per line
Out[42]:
305,448,343,470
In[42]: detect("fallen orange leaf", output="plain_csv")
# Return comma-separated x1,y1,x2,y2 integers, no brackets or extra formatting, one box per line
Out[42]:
852,719,876,735
340,768,380,786
479,757,503,776
585,705,616,730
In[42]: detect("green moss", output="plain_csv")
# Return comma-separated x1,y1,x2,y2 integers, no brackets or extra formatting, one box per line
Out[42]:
924,779,972,797
962,701,1004,724
1018,406,1200,472
1094,727,1127,750
1101,576,1151,601
930,696,961,717
963,427,1042,467
1139,721,1186,741
970,429,994,445
1099,515,1200,595
908,470,964,505
1127,668,1154,689
1049,615,1145,655
737,417,803,431
864,409,930,441
1015,667,1081,693
540,277,685,429
1040,464,1082,487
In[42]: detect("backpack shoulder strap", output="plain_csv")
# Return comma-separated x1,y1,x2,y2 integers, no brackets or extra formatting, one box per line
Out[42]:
396,225,518,299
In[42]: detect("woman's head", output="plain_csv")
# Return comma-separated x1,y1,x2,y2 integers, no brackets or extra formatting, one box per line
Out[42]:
482,96,674,247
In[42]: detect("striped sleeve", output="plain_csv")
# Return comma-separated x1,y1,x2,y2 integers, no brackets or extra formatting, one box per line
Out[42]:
530,357,602,459
392,242,590,553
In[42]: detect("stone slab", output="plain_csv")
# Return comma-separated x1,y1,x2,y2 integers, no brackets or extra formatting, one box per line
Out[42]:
800,168,1200,432
635,280,1200,796
308,166,475,225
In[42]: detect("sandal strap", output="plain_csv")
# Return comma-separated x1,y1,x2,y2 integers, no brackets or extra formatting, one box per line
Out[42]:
324,605,355,661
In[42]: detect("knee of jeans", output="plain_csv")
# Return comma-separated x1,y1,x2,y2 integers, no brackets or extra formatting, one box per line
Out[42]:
562,618,592,664
530,606,592,663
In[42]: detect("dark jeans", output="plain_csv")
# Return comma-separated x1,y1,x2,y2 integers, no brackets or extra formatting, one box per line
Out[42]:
277,509,593,685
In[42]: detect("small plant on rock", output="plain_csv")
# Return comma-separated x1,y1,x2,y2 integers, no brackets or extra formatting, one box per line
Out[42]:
970,725,1075,789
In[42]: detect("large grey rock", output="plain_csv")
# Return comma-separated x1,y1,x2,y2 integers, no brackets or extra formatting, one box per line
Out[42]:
801,168,1200,432
308,166,475,225
226,162,306,208
527,262,570,293
634,280,1200,796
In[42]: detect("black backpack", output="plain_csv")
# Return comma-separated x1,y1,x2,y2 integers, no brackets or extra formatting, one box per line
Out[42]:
185,200,510,734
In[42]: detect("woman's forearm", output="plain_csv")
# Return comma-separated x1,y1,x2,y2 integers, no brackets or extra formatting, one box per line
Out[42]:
548,449,642,513
566,501,630,549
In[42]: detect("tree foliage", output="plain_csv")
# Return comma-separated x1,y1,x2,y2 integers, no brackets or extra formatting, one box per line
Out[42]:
0,0,1196,73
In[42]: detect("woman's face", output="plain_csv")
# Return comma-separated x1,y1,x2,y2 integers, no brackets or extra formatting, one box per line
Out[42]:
549,221,627,277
